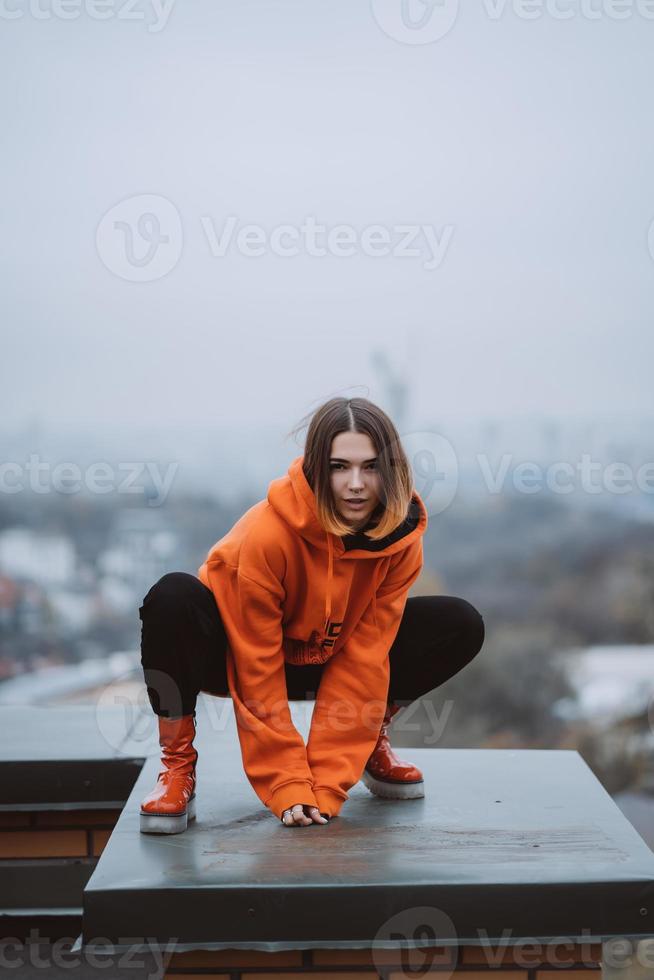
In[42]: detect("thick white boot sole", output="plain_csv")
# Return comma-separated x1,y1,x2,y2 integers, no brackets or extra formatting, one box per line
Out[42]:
361,770,425,800
140,794,196,835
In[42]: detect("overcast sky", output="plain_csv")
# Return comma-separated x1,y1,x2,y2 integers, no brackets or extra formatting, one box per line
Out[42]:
2,0,654,446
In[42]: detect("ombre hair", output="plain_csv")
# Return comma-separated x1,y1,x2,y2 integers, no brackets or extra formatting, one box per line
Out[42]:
287,396,414,540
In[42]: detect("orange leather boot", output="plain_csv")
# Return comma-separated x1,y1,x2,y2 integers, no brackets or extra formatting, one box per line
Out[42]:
140,712,198,834
361,701,425,800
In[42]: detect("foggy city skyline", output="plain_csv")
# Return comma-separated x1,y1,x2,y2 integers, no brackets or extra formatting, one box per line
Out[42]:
2,2,654,441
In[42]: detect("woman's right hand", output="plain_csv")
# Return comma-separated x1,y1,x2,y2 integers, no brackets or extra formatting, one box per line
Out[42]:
281,804,329,826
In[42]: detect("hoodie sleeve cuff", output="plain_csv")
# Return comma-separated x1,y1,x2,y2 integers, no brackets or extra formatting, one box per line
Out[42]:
267,781,319,821
314,786,348,819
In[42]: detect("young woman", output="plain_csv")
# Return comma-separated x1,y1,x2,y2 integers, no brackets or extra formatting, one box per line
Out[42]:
138,397,485,833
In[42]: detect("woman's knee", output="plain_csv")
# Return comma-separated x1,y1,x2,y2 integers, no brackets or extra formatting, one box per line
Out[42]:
424,595,484,660
454,597,485,659
140,571,202,614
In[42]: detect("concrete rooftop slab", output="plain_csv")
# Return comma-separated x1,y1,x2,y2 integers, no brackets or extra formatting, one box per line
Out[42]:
0,704,153,808
78,699,654,952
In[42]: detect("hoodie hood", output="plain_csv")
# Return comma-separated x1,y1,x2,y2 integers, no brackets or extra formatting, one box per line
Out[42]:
267,454,428,629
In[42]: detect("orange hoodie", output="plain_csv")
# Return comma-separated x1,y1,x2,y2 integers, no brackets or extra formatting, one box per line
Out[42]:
197,454,428,821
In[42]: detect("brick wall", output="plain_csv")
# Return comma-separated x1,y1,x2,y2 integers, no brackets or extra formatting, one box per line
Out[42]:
162,943,603,977
0,807,121,860
0,804,122,947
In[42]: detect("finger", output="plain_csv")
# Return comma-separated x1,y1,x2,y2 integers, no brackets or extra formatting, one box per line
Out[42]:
292,804,312,825
281,807,305,826
306,806,329,824
281,805,310,826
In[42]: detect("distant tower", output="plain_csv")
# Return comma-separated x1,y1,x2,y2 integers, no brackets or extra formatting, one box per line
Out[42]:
481,419,501,453
541,418,560,461
370,349,409,431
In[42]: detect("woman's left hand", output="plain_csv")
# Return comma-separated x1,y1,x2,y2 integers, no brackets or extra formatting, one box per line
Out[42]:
281,804,329,826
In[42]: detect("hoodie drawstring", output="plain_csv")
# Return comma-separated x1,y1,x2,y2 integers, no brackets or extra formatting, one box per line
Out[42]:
371,557,392,629
371,561,381,628
324,533,333,630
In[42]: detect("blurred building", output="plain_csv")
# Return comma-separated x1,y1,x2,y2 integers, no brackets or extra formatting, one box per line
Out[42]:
98,507,179,602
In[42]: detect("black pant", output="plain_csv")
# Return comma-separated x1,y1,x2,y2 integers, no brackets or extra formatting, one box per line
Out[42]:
139,572,485,719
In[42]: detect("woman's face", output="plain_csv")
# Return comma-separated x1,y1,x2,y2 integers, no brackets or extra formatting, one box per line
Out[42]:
329,431,382,530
